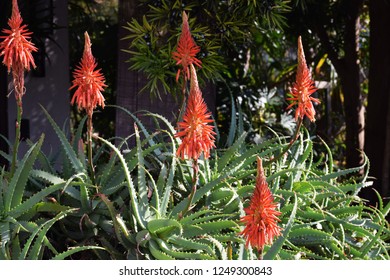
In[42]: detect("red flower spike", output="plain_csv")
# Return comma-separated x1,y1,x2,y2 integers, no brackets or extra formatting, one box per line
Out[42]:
172,11,202,82
286,36,320,122
0,0,37,73
175,64,216,160
0,0,37,100
239,157,282,252
70,31,107,116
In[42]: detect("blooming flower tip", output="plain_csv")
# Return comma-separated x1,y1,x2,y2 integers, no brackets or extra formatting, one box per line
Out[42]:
172,11,202,82
239,156,282,252
175,64,216,161
0,0,38,73
286,36,320,122
70,31,107,116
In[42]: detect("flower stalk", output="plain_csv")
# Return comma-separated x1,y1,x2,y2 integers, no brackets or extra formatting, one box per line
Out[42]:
174,62,215,219
179,159,199,219
265,116,303,166
70,32,106,185
87,114,95,184
11,96,23,176
0,0,37,177
266,36,319,166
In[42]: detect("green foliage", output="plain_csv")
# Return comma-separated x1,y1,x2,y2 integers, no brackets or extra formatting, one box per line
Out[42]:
123,0,291,97
1,103,388,260
0,134,97,260
263,135,389,260
40,104,386,260
0,1,387,259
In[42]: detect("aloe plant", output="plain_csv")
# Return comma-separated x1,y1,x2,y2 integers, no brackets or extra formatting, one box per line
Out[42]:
94,119,244,260
27,104,388,260
108,108,389,260
262,134,389,260
0,133,103,260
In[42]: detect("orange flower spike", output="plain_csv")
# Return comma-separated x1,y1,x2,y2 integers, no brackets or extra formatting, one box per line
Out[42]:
240,157,282,252
172,11,202,82
70,32,107,116
286,36,320,122
0,0,37,73
175,64,216,160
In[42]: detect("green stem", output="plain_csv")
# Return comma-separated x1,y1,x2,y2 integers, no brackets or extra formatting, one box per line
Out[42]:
265,117,303,167
179,159,198,219
176,79,188,124
10,97,22,177
87,114,95,185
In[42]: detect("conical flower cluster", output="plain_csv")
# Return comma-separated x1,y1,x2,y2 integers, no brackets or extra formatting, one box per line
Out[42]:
286,36,320,122
0,0,37,99
172,12,202,82
175,64,215,160
240,157,282,252
70,32,106,116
